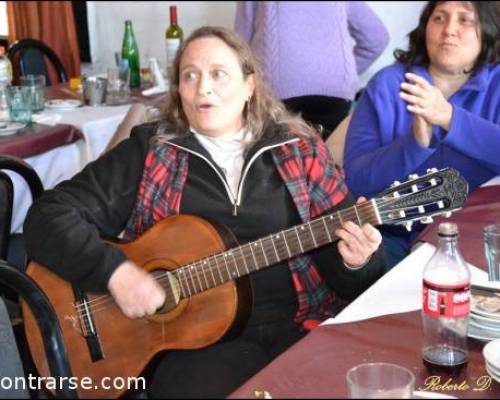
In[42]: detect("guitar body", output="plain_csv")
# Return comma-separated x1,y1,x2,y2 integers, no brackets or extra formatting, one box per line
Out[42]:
22,215,251,398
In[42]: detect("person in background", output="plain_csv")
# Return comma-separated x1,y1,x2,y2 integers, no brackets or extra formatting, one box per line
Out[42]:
24,27,385,398
343,1,500,270
234,1,389,141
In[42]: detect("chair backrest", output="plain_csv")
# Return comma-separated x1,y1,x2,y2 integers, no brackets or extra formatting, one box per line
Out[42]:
0,155,44,268
0,296,29,398
0,261,77,398
0,296,29,399
7,38,68,85
0,171,14,260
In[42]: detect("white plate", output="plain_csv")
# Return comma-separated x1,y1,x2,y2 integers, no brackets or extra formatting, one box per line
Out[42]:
470,313,500,331
468,323,500,341
0,121,26,136
471,293,500,320
487,360,500,376
485,363,500,384
483,338,500,369
45,99,82,110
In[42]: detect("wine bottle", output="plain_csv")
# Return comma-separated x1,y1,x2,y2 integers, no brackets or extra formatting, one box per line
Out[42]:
165,5,184,77
121,20,141,88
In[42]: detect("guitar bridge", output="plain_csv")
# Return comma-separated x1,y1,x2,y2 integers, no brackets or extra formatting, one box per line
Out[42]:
73,286,104,362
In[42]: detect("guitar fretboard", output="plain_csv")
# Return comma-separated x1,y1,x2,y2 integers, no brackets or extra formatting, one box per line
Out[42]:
173,199,381,299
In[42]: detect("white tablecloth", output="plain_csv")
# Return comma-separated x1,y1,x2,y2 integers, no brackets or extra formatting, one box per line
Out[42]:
47,103,132,163
323,242,491,326
9,104,131,233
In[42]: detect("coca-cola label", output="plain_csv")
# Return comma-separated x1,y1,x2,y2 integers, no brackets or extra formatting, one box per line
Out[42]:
423,280,470,318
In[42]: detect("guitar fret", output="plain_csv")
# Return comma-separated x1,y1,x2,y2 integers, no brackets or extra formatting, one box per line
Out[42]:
249,243,259,271
178,271,188,299
186,265,197,294
193,264,203,293
222,253,231,282
270,235,280,262
354,205,362,225
281,233,292,258
200,260,211,289
229,251,239,280
308,222,318,247
294,226,304,253
199,261,210,290
322,217,333,242
239,246,251,275
214,254,224,285
206,259,216,288
182,268,193,297
337,210,344,225
259,239,270,266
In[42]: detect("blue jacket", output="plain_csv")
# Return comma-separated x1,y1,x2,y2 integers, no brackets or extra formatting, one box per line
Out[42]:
344,62,500,199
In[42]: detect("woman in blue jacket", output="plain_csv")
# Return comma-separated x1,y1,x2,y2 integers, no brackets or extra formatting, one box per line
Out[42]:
344,1,500,269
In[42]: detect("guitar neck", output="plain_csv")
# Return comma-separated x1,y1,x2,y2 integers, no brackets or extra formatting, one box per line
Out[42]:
174,199,381,299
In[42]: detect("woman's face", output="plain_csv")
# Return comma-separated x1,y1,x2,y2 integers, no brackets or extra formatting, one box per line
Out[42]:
426,1,481,75
178,37,255,137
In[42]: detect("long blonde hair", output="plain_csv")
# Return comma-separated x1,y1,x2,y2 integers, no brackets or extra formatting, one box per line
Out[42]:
159,26,315,140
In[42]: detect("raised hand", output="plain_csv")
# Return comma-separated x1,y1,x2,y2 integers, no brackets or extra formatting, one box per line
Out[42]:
335,197,382,268
400,72,453,131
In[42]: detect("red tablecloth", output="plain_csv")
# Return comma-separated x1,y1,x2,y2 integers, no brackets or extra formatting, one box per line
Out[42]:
229,311,500,399
417,185,500,269
0,123,83,158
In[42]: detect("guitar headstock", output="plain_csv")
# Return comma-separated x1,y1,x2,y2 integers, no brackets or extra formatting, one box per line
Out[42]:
374,168,468,231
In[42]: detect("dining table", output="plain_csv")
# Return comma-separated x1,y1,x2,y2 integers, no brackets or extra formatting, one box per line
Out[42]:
2,82,166,233
229,182,500,399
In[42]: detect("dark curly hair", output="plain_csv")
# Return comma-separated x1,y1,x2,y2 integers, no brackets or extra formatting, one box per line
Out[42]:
394,1,500,73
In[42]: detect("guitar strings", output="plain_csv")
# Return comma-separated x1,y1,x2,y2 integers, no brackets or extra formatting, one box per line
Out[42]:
73,195,420,318
73,196,417,317
72,195,418,316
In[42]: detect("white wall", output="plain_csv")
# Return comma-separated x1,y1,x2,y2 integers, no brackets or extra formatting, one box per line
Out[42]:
86,1,236,73
87,1,426,85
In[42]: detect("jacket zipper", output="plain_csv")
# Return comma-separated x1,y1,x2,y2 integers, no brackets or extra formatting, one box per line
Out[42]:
166,138,299,216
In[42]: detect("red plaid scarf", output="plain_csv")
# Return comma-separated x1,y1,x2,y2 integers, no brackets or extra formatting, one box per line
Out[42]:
124,133,347,324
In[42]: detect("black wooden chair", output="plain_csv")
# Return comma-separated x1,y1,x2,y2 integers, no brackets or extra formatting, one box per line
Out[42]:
7,38,68,85
0,260,77,398
0,155,44,270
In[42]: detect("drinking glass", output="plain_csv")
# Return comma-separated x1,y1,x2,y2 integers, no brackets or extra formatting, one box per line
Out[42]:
484,224,500,281
83,76,107,106
6,86,32,123
106,67,130,105
20,74,46,112
346,362,415,399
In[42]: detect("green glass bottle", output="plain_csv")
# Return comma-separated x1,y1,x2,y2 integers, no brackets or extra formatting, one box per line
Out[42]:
165,6,184,77
121,20,141,88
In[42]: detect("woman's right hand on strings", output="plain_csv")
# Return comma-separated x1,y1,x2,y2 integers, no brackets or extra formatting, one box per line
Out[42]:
107,260,166,319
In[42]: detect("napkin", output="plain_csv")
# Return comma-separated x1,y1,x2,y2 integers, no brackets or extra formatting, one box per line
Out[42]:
32,113,63,126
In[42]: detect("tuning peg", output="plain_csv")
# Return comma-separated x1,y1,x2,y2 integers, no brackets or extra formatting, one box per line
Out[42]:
443,212,452,218
390,180,401,188
418,206,425,214
437,201,445,209
420,216,434,224
408,174,419,180
404,221,413,231
426,168,438,174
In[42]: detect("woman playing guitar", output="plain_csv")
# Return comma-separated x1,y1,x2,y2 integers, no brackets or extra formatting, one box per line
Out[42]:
23,26,385,398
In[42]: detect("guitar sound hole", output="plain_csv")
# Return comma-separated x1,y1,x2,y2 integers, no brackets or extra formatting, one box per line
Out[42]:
151,269,181,314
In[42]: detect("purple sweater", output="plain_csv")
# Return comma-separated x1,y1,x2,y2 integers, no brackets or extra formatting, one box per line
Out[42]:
234,1,389,100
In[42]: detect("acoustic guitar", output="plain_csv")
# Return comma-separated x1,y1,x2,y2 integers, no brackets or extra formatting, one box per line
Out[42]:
22,168,468,398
